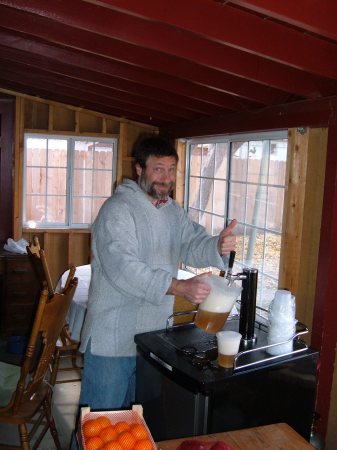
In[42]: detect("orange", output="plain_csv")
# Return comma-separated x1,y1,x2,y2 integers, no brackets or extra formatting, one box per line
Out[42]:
85,435,104,450
102,441,124,450
114,421,130,434
129,423,149,441
95,416,112,430
83,419,102,439
100,425,119,443
134,438,153,450
117,430,136,450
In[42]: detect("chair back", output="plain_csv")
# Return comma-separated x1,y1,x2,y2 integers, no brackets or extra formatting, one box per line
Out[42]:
11,278,77,413
27,237,54,296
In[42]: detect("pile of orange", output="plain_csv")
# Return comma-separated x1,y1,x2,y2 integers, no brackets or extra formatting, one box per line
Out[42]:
82,416,154,450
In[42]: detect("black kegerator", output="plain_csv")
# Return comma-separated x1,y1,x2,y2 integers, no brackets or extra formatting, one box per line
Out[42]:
134,268,318,442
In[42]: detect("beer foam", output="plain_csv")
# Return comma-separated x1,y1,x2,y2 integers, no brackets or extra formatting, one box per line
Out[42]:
199,276,242,313
217,331,242,355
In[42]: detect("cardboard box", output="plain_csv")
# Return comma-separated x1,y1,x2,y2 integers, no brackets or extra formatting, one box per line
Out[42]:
78,404,157,450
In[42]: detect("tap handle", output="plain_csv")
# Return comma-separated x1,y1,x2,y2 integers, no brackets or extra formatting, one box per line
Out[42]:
228,250,236,271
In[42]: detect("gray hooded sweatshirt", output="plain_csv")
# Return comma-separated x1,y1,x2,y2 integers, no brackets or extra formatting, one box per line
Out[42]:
80,179,226,357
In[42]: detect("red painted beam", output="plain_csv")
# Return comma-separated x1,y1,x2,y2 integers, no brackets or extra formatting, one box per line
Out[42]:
77,0,337,79
0,60,200,121
0,66,181,123
0,77,169,126
0,23,261,112
0,1,337,97
230,0,337,42
0,32,252,112
163,95,337,138
0,47,230,118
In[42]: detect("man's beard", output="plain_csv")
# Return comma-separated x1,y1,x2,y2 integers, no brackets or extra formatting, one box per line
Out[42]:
139,174,173,200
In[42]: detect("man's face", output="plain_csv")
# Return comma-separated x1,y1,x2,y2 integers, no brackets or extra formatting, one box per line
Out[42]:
136,155,177,200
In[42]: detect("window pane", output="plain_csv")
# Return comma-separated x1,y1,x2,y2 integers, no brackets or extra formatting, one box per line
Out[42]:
231,142,248,182
214,142,228,179
259,275,278,314
200,178,213,213
190,144,201,176
188,177,200,209
26,138,47,166
269,140,287,185
26,167,46,194
228,182,246,223
247,141,269,185
246,184,267,228
213,180,226,216
93,198,106,219
26,195,46,222
94,143,113,170
201,144,215,178
47,168,67,195
243,226,264,271
74,141,94,169
46,196,66,223
48,139,67,167
264,232,281,278
72,197,92,224
212,215,225,236
267,187,284,231
93,171,112,196
73,169,93,196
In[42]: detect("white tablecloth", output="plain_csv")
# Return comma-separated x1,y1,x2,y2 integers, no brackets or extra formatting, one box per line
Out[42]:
62,264,91,341
61,268,197,341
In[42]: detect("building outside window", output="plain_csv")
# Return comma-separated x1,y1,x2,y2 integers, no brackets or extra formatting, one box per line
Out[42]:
23,134,117,228
185,131,288,314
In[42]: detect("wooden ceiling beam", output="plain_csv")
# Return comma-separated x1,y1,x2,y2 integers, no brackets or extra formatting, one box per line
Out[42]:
0,28,260,111
0,77,168,126
0,47,230,118
164,95,337,138
0,66,181,123
76,0,337,79
229,0,337,42
0,1,336,96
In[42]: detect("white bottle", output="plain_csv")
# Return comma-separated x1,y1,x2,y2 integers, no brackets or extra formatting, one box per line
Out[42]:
266,289,297,355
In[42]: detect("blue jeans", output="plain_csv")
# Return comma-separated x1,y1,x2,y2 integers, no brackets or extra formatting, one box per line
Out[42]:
70,342,136,449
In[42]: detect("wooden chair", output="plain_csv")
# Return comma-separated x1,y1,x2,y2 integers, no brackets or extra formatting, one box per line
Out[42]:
26,238,82,384
0,278,77,450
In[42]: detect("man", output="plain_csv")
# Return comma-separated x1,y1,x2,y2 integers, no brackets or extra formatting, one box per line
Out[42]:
78,135,236,411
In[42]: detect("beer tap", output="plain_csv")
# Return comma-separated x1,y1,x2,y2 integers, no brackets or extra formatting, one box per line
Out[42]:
225,250,236,285
224,253,258,345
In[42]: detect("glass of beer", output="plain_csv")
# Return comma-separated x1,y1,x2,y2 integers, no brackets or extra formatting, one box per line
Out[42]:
216,330,242,368
194,275,242,333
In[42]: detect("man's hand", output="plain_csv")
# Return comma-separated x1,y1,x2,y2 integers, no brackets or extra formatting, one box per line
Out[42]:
218,219,237,256
167,272,212,305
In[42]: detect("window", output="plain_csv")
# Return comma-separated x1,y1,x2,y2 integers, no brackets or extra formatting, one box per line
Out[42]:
185,131,288,314
23,134,117,228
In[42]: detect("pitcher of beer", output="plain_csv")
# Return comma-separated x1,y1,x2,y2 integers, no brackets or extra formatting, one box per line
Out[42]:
194,275,242,333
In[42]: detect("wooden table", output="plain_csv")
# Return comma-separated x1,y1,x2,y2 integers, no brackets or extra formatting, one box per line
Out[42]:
157,423,314,450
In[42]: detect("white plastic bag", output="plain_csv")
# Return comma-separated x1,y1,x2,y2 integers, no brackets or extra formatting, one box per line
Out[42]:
3,238,29,254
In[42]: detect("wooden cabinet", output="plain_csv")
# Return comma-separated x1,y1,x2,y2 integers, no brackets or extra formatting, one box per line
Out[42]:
0,251,41,337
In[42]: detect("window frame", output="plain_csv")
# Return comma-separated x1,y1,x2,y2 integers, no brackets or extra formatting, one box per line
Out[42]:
23,133,118,229
184,130,288,314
